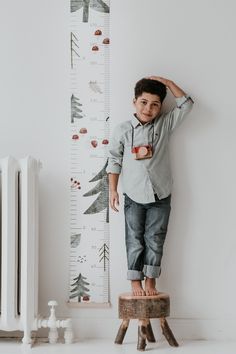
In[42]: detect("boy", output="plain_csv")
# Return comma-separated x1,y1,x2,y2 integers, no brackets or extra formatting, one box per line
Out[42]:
107,76,194,296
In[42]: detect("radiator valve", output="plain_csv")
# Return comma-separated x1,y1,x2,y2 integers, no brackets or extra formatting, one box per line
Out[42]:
38,300,73,344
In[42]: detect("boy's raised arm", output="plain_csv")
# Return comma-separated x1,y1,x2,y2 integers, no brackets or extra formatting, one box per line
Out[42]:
148,76,193,132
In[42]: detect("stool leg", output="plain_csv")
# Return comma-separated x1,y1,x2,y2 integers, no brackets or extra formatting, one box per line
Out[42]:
137,319,148,351
146,320,156,342
115,319,130,344
160,318,179,347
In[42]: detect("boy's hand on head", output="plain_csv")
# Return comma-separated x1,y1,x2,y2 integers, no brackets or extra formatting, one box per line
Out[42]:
148,76,186,98
109,190,119,212
148,76,171,87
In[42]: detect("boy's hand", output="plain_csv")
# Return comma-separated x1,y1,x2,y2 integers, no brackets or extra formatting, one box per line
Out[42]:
109,190,119,212
148,76,171,87
148,76,186,98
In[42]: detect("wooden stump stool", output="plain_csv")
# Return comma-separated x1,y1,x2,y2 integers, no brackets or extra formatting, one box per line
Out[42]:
114,293,178,351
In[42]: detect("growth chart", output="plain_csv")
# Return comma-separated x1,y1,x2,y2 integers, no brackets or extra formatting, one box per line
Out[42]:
69,0,110,306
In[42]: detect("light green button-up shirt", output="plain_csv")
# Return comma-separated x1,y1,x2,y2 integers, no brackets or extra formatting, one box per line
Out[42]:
107,96,194,203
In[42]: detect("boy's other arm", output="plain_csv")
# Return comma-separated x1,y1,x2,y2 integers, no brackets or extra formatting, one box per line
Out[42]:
149,75,194,132
149,76,186,98
106,124,125,212
108,173,120,212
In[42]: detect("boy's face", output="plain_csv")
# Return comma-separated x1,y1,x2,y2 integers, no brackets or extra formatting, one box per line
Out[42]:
133,92,162,124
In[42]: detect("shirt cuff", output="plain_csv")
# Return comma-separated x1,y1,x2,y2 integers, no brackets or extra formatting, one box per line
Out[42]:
106,164,122,174
175,95,194,108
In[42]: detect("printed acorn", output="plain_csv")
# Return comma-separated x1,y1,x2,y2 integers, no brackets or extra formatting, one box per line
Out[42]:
102,139,109,145
72,134,79,140
79,128,87,134
91,140,98,148
82,296,90,301
94,29,102,35
92,45,99,51
103,38,110,44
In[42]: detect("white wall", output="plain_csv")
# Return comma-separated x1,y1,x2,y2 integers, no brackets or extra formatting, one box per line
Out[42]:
1,0,236,340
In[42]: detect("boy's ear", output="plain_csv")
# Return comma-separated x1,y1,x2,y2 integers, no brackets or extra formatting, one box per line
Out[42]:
133,98,136,104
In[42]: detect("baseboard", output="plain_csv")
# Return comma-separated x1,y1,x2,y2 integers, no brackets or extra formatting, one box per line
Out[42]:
39,317,236,341
1,318,236,341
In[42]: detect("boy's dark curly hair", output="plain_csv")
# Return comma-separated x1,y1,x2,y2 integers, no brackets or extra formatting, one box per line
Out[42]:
134,78,167,103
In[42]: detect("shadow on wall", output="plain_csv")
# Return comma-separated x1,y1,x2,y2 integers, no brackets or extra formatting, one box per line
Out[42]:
159,98,214,312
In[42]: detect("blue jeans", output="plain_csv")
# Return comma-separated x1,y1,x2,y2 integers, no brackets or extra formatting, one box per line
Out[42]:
124,193,171,280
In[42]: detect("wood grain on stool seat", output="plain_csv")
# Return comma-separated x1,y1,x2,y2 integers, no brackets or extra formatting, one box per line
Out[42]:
119,292,169,300
118,292,170,319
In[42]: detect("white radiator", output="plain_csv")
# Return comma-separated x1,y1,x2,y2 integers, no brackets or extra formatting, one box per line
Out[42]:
0,156,41,344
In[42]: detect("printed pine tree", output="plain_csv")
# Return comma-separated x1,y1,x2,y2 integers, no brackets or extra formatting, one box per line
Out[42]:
70,273,90,302
83,160,109,222
71,32,80,68
71,0,109,23
70,233,81,248
71,94,83,123
99,243,109,271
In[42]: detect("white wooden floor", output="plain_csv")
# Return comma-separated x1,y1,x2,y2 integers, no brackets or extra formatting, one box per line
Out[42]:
0,339,236,354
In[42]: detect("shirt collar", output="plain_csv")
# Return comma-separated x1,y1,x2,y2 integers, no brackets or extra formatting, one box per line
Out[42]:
131,114,155,128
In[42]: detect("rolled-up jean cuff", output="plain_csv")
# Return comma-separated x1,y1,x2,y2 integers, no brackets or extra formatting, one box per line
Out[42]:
127,270,144,280
143,265,161,278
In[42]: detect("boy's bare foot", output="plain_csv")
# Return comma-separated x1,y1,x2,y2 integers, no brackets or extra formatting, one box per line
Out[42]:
145,277,159,296
131,280,146,296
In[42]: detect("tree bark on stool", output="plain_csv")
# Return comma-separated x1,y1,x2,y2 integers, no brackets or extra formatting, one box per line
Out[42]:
146,320,156,342
137,319,148,351
160,317,179,347
115,293,177,350
118,293,170,319
114,319,130,344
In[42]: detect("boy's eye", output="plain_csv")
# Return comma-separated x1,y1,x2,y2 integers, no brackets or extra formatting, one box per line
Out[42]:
140,101,160,107
152,103,161,108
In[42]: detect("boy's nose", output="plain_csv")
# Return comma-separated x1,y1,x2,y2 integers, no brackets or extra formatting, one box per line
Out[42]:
144,106,152,113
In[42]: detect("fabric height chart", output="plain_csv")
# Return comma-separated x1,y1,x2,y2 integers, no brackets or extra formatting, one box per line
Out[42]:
69,0,110,306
